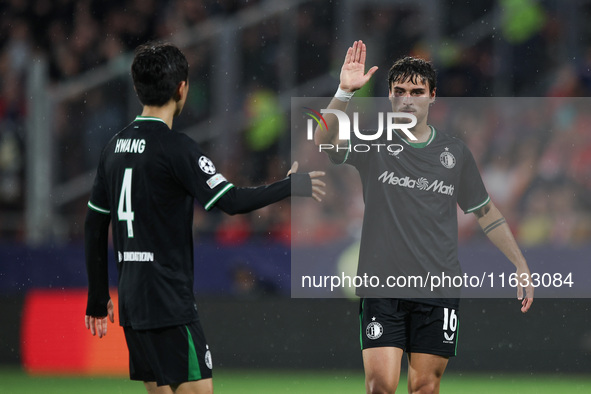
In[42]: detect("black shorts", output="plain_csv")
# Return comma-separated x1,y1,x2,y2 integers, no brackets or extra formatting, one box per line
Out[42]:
359,298,459,357
123,320,213,386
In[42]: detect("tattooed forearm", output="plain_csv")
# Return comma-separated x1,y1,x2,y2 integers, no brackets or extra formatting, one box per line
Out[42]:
483,217,506,234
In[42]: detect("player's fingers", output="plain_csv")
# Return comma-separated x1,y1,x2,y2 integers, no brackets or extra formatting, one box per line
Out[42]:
365,66,379,79
360,42,367,65
312,186,326,196
89,318,96,336
96,319,102,338
308,171,325,179
85,315,90,330
516,284,523,301
312,193,322,202
98,318,107,338
350,41,357,63
353,40,362,62
107,300,115,323
310,178,326,186
529,285,535,299
344,46,353,65
521,297,533,313
287,161,299,176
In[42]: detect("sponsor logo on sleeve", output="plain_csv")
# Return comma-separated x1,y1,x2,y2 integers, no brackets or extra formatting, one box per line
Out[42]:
206,174,227,189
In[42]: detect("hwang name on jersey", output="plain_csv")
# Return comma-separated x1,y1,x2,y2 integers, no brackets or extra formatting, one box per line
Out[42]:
114,138,146,154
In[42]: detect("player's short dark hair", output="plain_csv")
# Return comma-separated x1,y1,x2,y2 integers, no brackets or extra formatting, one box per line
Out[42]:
131,42,189,106
388,56,437,94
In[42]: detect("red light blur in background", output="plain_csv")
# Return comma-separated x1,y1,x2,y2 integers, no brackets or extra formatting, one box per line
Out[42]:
21,289,128,375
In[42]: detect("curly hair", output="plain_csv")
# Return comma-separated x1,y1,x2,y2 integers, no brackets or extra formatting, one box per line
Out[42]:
388,56,437,93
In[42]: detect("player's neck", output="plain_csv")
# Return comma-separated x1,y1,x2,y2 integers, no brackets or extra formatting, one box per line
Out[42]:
141,103,175,129
405,123,432,143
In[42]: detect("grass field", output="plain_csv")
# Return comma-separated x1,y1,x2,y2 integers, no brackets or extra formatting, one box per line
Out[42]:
2,367,591,393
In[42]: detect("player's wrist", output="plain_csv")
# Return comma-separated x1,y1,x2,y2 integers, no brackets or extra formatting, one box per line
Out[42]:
289,173,313,197
335,85,355,102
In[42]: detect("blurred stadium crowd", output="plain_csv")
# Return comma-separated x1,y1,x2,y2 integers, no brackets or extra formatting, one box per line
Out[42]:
0,0,590,248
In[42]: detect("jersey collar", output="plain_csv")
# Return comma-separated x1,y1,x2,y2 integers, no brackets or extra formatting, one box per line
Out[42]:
134,115,167,125
395,125,436,148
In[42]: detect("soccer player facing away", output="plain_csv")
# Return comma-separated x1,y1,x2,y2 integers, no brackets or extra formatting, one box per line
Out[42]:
84,42,325,394
314,40,534,394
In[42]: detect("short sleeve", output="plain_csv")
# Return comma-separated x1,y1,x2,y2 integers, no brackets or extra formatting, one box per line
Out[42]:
457,143,490,214
169,135,234,210
88,153,111,215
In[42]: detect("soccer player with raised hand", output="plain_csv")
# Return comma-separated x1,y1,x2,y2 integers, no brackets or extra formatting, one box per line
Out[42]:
84,42,325,394
315,40,533,394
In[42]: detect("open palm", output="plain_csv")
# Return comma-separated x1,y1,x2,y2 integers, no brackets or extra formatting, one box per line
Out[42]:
340,40,378,92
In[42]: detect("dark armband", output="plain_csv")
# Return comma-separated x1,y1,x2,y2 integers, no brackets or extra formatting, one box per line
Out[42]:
290,173,312,197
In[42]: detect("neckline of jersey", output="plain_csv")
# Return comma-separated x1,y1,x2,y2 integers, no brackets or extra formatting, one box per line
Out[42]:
395,125,436,148
134,115,167,124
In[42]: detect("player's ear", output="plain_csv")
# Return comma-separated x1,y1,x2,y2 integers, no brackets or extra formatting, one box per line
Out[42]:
174,81,188,102
430,87,436,103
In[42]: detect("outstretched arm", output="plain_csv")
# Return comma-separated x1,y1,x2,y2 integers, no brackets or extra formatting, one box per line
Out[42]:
314,40,378,149
84,209,115,338
215,162,325,215
473,201,534,313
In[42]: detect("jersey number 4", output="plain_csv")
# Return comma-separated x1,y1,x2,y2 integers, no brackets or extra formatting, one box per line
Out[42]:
118,168,135,238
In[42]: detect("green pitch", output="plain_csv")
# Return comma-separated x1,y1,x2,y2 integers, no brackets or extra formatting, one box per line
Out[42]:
1,368,591,393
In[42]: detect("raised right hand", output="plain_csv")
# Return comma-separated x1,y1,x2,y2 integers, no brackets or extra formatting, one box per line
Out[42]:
339,40,379,93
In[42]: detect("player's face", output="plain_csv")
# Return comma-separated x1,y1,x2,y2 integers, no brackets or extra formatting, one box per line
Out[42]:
389,78,435,126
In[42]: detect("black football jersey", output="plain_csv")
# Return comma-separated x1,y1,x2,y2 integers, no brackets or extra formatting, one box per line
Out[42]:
333,127,489,306
88,116,234,329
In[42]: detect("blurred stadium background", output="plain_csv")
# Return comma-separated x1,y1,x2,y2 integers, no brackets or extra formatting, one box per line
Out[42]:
1,0,591,392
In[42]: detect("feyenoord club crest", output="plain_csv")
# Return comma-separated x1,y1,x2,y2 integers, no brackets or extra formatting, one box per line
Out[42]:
366,320,383,340
205,345,213,369
440,147,456,169
198,156,216,175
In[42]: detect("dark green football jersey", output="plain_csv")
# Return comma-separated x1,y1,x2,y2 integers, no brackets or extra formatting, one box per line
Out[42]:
333,126,489,306
88,116,234,329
